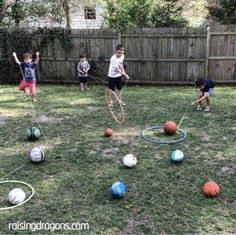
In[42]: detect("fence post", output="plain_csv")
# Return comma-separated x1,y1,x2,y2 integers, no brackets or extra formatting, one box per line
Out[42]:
118,32,122,44
205,26,211,78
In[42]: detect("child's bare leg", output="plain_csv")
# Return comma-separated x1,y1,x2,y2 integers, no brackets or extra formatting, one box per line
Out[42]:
80,83,84,91
108,90,113,106
84,83,90,90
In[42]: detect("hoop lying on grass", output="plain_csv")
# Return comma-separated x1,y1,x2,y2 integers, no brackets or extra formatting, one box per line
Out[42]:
141,125,187,144
105,88,125,124
0,180,34,211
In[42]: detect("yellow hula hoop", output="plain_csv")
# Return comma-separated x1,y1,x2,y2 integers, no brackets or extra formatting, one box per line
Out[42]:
105,88,125,124
0,180,35,211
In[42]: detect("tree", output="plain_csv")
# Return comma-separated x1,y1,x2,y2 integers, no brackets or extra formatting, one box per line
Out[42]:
208,0,236,24
103,0,188,29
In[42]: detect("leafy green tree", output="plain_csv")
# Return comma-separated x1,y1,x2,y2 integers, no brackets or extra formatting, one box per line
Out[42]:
208,0,236,24
103,0,188,29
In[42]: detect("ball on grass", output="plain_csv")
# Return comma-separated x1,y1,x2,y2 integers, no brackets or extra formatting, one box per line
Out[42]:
170,150,184,163
104,128,112,137
26,127,41,141
111,182,127,198
123,154,137,168
8,188,26,205
203,181,220,197
164,121,177,135
29,146,45,163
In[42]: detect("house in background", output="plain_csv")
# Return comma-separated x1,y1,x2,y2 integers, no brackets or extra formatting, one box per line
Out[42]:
24,3,105,29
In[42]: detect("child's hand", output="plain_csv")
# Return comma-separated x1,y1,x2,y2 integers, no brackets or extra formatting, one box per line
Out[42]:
13,52,16,57
36,52,40,56
125,74,130,80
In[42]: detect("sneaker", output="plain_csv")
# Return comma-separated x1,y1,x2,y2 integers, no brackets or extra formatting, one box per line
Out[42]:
33,98,37,102
85,87,90,91
196,106,202,111
108,102,113,107
81,88,84,91
203,107,210,112
121,102,126,106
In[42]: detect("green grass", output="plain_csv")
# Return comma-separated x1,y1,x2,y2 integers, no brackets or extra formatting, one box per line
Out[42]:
0,84,235,234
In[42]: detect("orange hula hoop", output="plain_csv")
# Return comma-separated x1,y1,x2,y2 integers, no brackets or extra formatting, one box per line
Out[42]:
105,88,125,124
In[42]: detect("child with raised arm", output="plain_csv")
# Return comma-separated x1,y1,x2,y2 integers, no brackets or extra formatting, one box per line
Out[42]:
108,44,129,106
77,53,90,91
13,51,40,102
192,78,215,112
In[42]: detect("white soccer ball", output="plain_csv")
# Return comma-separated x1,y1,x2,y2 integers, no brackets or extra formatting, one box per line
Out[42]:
29,146,45,163
8,188,26,205
123,154,137,168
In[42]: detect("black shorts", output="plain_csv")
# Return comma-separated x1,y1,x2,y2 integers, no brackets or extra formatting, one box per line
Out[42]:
79,76,88,83
108,76,122,91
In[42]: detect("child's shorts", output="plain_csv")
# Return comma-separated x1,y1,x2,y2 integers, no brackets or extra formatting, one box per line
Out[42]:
19,80,36,95
79,76,88,83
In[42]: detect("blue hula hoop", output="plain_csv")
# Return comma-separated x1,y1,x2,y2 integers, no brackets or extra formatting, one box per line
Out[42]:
141,125,187,144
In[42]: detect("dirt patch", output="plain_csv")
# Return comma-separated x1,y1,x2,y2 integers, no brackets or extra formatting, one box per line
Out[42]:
220,164,236,176
217,197,236,212
34,115,63,124
102,147,120,158
0,116,6,126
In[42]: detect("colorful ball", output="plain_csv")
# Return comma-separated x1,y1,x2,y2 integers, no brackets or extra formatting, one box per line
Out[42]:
123,154,137,168
104,128,112,137
26,127,41,141
164,121,177,135
170,150,184,163
8,188,26,205
29,146,45,163
111,182,127,198
203,181,220,197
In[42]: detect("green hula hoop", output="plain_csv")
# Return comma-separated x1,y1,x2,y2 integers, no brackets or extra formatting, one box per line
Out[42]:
141,125,187,144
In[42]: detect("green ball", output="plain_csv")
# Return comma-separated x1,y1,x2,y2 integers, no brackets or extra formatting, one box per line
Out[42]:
26,127,41,141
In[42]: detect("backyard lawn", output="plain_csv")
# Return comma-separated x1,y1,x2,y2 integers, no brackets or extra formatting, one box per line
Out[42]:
0,84,235,234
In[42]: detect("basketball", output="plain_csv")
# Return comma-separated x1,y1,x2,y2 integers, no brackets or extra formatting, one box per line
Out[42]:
164,121,177,135
29,146,45,163
8,188,26,205
203,181,220,197
170,150,184,163
123,154,137,167
111,182,127,198
26,127,41,141
104,128,112,137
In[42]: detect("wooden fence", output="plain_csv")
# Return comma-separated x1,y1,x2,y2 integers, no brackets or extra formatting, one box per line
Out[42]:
0,25,236,84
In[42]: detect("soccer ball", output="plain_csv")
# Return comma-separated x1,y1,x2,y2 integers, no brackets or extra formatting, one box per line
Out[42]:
26,127,41,141
123,154,137,167
29,146,45,163
8,188,26,205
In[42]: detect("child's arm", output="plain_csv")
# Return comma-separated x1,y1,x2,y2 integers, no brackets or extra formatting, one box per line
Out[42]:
192,93,209,105
85,62,90,73
12,52,21,65
35,52,40,64
117,66,130,79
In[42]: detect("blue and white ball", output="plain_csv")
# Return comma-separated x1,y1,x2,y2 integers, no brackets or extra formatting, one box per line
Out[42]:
29,146,45,163
170,150,184,163
111,182,127,198
123,154,137,168
8,188,26,205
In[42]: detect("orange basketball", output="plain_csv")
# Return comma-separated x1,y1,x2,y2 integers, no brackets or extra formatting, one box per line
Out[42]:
104,128,112,137
203,181,220,197
164,121,177,135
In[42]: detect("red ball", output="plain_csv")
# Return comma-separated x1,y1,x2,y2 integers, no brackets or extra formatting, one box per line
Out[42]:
104,128,112,137
203,181,220,197
164,121,177,135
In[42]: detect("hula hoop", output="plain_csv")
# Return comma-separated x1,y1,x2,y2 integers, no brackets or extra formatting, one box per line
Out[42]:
105,88,125,124
141,125,187,144
0,180,34,211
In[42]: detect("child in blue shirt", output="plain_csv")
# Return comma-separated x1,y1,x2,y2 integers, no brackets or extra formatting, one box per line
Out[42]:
192,78,215,112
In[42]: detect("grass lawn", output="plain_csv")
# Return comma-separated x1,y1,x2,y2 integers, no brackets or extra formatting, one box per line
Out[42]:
0,84,235,234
